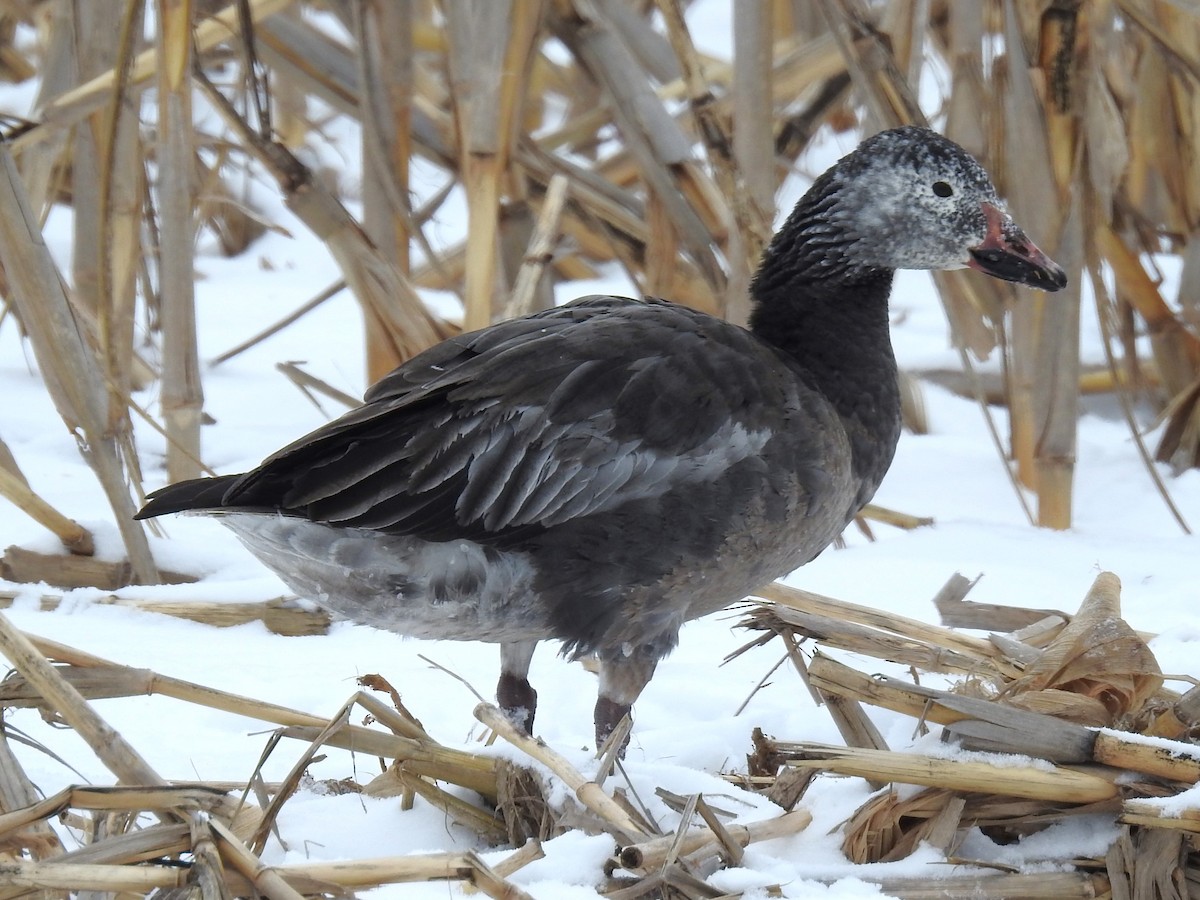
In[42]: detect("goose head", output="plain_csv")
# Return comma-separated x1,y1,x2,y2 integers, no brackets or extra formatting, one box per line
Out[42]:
782,126,1067,292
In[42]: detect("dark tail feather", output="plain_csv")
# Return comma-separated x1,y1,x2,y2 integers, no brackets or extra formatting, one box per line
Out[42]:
136,473,243,519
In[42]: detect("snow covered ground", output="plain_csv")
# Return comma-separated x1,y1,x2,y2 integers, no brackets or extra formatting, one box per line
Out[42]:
1,14,1199,900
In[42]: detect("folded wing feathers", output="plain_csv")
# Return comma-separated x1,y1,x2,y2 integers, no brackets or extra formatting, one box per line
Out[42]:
283,437,413,507
226,298,782,539
458,419,529,524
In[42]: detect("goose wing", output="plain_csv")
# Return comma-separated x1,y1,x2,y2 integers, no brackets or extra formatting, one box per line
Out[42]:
220,296,792,541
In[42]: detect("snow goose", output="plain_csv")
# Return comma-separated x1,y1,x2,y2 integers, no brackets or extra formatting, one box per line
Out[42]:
138,126,1066,748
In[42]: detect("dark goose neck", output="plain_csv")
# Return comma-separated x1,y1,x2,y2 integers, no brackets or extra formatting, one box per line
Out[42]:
748,250,902,501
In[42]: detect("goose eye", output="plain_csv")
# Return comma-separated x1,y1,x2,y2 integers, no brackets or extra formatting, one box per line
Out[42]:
932,181,954,198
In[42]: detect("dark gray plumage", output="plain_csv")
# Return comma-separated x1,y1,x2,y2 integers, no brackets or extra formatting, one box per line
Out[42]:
137,127,1066,747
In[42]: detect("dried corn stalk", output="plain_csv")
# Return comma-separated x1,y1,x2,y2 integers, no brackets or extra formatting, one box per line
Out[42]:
740,570,1200,892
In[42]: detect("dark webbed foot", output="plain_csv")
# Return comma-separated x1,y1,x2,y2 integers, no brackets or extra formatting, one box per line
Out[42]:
594,635,674,754
594,696,632,751
498,640,538,733
497,672,537,733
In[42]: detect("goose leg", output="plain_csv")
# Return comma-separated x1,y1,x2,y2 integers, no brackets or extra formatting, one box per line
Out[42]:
594,644,660,752
497,640,539,733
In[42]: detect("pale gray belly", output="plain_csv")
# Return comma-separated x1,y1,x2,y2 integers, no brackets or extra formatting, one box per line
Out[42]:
218,513,549,642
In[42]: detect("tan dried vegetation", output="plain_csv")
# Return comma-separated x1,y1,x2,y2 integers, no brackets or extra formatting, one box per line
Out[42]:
0,563,1194,896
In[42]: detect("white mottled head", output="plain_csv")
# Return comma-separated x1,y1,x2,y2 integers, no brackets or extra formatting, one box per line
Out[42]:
755,126,1066,293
